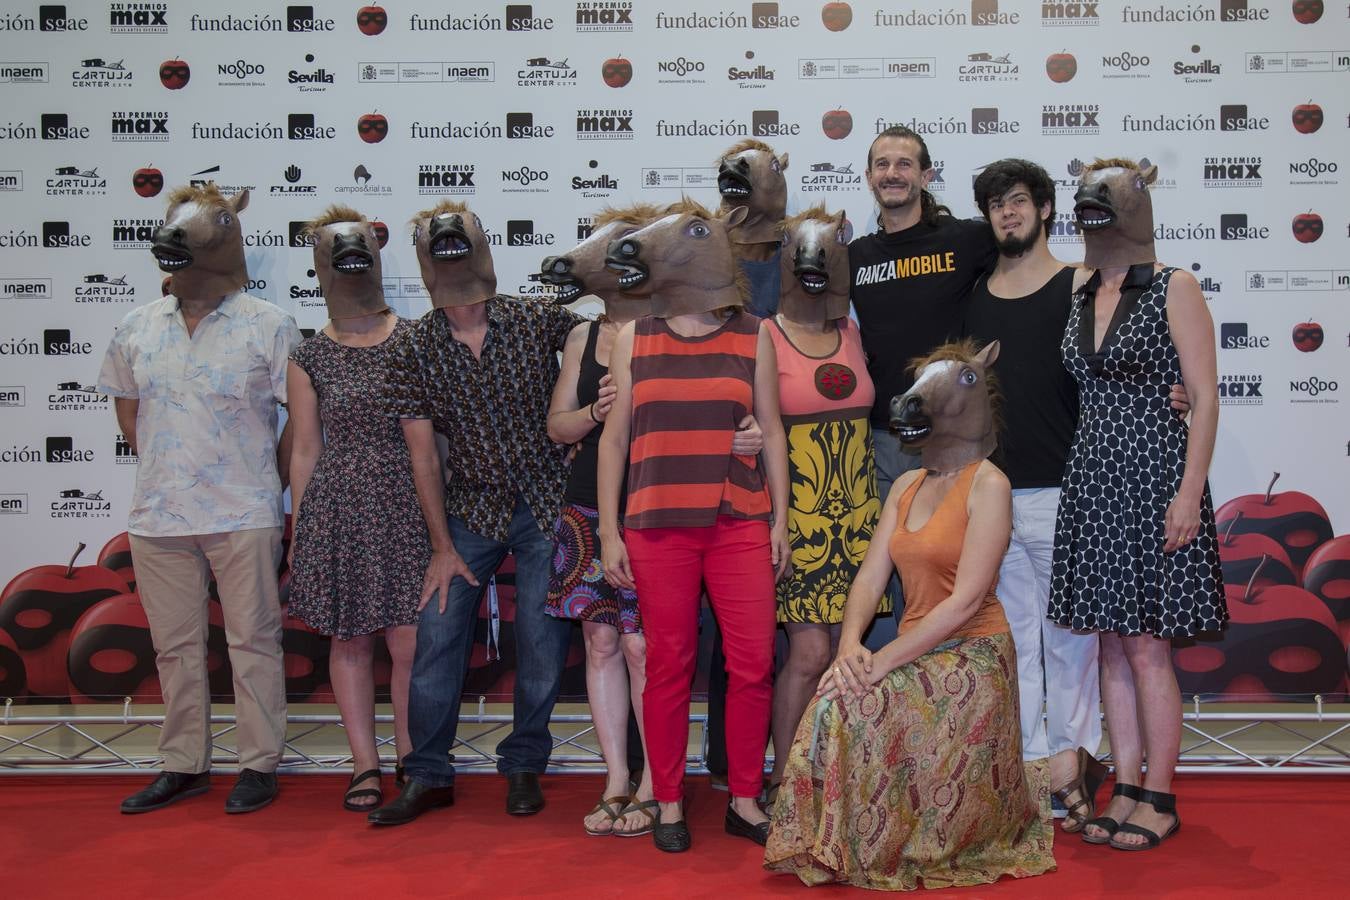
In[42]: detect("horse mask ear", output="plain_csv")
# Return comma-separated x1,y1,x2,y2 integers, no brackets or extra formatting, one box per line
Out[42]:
974,339,1001,369
777,152,789,173
724,205,750,229
230,188,250,215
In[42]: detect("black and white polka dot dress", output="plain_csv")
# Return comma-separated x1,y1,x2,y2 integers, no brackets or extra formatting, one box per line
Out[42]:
1049,265,1227,638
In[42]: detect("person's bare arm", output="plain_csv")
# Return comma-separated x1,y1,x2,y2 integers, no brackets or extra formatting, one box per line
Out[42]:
598,323,636,591
753,324,791,579
402,417,479,612
114,398,138,455
1164,269,1219,553
285,362,321,560
548,322,613,445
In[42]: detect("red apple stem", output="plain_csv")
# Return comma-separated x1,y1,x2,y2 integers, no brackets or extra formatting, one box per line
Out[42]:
1243,554,1268,604
1263,471,1281,505
1222,512,1242,547
65,541,88,579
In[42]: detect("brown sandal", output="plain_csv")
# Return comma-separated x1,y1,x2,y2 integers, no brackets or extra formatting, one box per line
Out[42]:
583,795,629,836
1053,747,1109,834
613,798,659,837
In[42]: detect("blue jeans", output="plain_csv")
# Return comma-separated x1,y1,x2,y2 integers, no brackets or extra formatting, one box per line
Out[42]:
404,497,571,787
872,425,923,626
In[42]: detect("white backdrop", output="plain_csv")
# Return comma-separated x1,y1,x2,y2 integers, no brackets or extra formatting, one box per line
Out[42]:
1,0,1347,580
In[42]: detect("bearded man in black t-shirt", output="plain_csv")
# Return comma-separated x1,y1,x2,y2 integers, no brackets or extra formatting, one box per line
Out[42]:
848,127,996,616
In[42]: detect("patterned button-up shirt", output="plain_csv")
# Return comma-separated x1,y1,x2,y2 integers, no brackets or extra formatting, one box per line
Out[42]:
98,292,301,537
386,297,583,541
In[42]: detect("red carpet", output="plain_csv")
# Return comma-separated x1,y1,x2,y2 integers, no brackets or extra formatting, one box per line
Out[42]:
1,774,1343,898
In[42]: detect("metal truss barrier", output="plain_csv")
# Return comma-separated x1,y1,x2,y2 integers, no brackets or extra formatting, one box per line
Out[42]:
2,696,1349,775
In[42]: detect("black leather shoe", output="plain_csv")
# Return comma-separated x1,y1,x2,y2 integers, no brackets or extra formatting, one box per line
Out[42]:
725,804,771,846
120,771,210,814
653,819,692,853
224,768,278,814
367,779,455,827
505,772,544,816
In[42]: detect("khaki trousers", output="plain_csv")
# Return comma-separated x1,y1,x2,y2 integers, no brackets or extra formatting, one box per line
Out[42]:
129,527,286,773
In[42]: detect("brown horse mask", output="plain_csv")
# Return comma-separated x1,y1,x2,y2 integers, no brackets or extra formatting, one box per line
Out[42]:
306,206,387,320
890,340,1001,474
778,206,852,326
535,202,661,322
1074,158,1158,269
151,183,248,300
717,140,788,247
410,201,498,308
605,203,749,318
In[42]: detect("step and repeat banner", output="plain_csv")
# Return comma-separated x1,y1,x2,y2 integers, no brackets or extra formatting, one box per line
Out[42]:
1,1,1348,704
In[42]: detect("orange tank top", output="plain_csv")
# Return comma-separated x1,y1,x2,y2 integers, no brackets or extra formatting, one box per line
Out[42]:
888,462,1008,640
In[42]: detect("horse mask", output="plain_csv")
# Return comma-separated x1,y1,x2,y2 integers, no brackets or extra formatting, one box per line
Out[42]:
717,140,788,247
1074,158,1158,270
890,340,1001,474
605,201,749,318
778,206,852,326
305,205,387,320
535,201,661,321
410,200,497,308
150,183,248,300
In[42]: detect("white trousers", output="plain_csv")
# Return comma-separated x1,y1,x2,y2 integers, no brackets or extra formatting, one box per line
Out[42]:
1000,487,1102,760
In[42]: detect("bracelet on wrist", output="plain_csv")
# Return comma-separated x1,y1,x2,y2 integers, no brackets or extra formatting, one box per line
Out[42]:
588,402,601,424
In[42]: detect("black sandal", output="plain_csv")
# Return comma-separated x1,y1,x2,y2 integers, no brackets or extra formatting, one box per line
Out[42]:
1110,788,1181,851
1053,747,1109,834
343,768,384,812
1082,782,1143,844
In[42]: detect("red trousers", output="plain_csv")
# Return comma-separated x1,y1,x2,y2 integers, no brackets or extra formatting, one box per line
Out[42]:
627,517,776,801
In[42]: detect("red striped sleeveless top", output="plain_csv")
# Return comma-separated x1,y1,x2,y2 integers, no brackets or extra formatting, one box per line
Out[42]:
624,311,772,530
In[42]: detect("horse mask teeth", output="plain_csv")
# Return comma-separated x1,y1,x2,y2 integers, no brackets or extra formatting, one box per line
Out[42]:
1075,158,1158,270
411,202,498,308
308,208,387,319
890,341,1001,475
717,143,789,246
778,207,852,326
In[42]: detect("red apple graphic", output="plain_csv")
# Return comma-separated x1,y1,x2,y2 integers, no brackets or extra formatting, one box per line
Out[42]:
1304,535,1350,645
1292,211,1323,243
1174,556,1347,699
822,108,853,140
357,4,388,34
1216,473,1334,578
98,531,135,590
821,1,853,31
1218,513,1297,590
601,55,633,88
0,543,131,699
159,58,190,89
1292,320,1324,352
66,592,160,702
1046,51,1077,83
0,627,26,699
371,220,389,248
1292,0,1324,23
1292,101,1323,133
132,165,164,198
357,112,388,144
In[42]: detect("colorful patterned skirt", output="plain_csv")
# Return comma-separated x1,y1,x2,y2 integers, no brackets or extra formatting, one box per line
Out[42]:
764,632,1055,891
777,416,885,623
545,502,641,634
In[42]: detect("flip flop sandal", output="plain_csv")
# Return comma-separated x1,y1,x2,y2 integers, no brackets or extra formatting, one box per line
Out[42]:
613,799,659,838
343,768,384,812
584,795,630,836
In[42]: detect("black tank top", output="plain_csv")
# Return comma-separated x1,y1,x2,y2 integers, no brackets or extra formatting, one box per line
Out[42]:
963,266,1079,489
563,320,608,506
